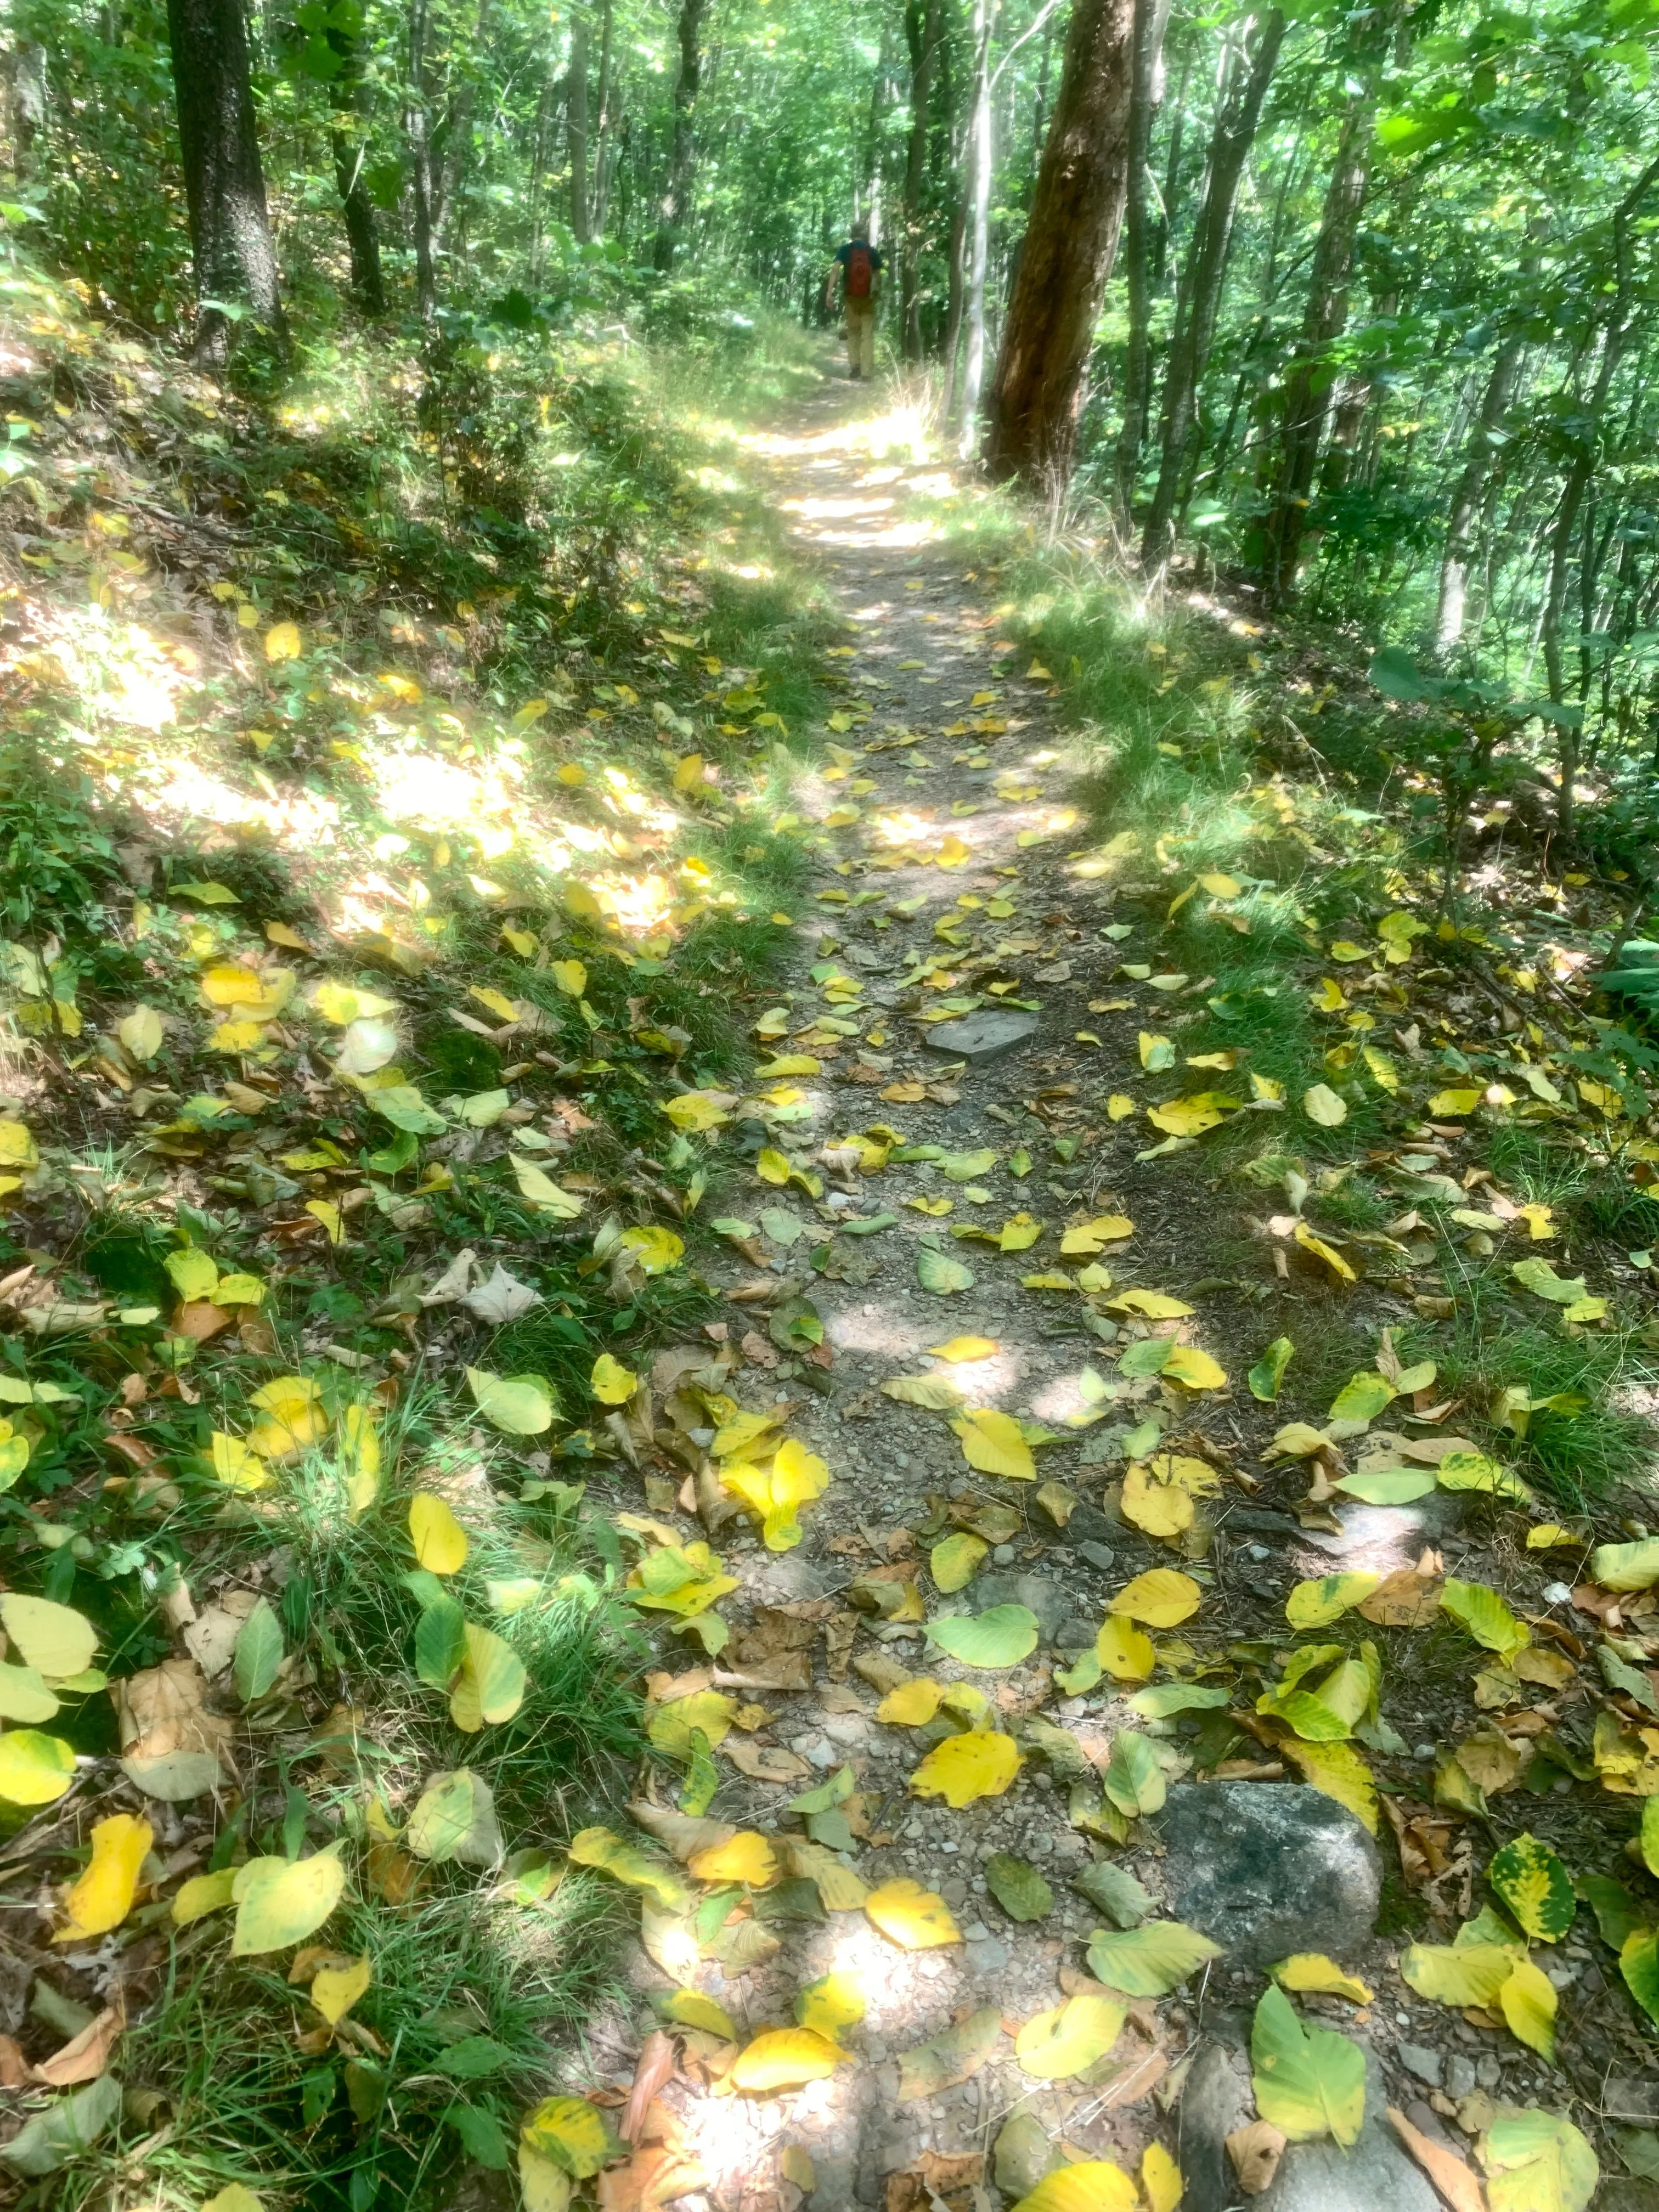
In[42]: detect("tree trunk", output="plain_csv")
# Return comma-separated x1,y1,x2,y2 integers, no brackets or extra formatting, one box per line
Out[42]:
981,0,1136,493
407,0,438,316
568,12,590,243
1258,95,1372,605
327,23,385,313
1434,330,1523,659
1111,0,1171,525
941,184,968,414
957,0,993,449
1539,155,1659,838
5,41,46,178
900,0,942,362
1148,43,1189,292
654,0,706,271
1139,8,1284,565
165,0,286,363
592,0,614,234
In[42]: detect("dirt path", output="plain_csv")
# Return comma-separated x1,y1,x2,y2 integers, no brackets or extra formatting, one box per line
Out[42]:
611,368,1516,2211
656,370,1199,2208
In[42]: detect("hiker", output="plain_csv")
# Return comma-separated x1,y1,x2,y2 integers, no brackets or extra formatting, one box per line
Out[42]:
829,227,882,381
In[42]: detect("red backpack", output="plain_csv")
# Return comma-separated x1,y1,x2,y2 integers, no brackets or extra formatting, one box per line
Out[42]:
845,243,874,300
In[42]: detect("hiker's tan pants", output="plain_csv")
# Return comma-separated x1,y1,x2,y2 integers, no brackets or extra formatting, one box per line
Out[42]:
846,299,877,377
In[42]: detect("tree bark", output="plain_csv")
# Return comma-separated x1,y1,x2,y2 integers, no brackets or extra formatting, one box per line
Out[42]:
327,22,385,313
1258,94,1372,605
1541,151,1659,841
654,0,707,271
407,0,438,317
165,0,286,363
957,0,994,449
1434,330,1523,659
1140,8,1284,565
568,12,590,243
1148,43,1189,293
5,41,46,178
981,0,1136,493
1111,0,1172,525
592,0,615,234
900,0,942,362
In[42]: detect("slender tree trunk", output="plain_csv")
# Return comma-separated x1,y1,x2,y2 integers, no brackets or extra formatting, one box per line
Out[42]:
1140,9,1284,565
568,13,590,243
941,184,968,413
982,0,1136,490
327,24,385,313
1540,157,1659,838
654,0,706,271
1112,0,1172,524
958,0,993,449
165,0,286,363
592,0,614,234
527,61,552,276
1148,44,1189,293
1434,331,1524,659
1259,94,1373,605
407,0,438,316
901,0,941,362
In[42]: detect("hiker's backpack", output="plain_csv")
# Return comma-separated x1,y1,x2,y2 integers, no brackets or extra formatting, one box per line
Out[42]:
845,243,874,300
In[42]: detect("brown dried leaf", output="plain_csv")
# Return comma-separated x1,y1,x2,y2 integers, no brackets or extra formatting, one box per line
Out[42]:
1357,1566,1444,1628
1386,2106,1487,2212
33,2004,123,2088
628,1803,737,1861
622,2030,677,2145
1227,2120,1288,2195
722,1739,810,1784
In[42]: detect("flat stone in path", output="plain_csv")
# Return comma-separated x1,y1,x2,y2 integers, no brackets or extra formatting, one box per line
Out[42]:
970,1573,1066,1642
1177,2043,1437,2212
1156,1780,1381,1968
922,1008,1039,1060
1256,2056,1438,2212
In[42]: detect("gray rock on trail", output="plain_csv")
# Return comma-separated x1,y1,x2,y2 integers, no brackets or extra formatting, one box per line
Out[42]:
970,1573,1066,1642
1258,2054,1437,2212
922,1008,1039,1060
1175,2039,1252,2212
1156,1780,1382,1968
1178,2042,1437,2212
1301,1491,1468,1566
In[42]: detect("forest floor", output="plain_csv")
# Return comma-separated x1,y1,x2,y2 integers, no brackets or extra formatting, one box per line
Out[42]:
1,269,1657,2212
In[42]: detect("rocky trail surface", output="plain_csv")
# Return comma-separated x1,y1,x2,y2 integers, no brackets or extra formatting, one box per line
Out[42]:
558,372,1652,2212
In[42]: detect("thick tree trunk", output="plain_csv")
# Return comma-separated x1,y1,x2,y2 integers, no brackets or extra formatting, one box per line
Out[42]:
900,0,941,362
1258,96,1372,605
1111,0,1171,525
165,0,286,363
981,0,1136,492
568,13,590,243
1140,8,1283,565
1434,331,1523,659
654,0,706,272
5,41,46,178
